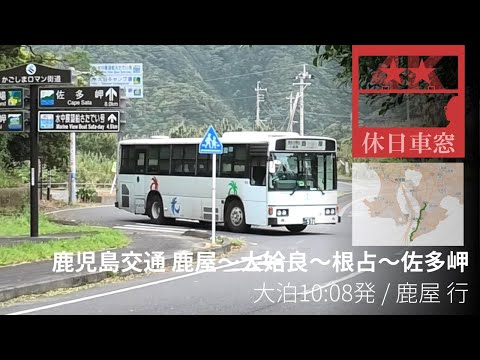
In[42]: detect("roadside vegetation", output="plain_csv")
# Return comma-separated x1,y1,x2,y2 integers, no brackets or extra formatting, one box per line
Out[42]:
0,211,129,267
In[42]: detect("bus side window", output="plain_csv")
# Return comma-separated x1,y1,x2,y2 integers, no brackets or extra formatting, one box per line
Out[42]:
135,150,146,174
120,145,136,174
250,157,266,186
147,145,159,174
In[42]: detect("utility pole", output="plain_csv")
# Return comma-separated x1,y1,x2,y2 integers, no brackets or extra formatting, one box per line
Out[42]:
293,64,313,135
69,132,76,204
287,92,293,127
30,85,39,237
68,68,78,205
286,92,300,132
255,81,267,129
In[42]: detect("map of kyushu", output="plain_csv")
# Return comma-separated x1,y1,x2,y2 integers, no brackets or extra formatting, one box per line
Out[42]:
352,163,463,246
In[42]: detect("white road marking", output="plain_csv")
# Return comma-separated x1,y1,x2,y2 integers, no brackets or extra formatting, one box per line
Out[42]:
339,196,371,218
113,226,186,234
44,205,113,215
132,223,188,231
114,223,209,234
339,201,353,217
133,223,207,233
247,242,258,246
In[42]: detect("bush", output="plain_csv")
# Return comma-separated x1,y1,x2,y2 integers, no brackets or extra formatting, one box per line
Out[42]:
0,187,29,215
0,167,23,188
77,151,116,185
76,186,97,202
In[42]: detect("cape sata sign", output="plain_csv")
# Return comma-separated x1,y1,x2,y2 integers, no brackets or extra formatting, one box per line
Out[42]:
38,86,120,108
0,63,72,85
38,110,120,133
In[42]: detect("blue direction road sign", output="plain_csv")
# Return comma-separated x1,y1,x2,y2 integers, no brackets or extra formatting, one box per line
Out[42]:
199,125,223,154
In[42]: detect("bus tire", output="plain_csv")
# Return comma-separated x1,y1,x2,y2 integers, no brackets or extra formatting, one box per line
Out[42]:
148,194,167,225
286,224,307,233
225,200,250,233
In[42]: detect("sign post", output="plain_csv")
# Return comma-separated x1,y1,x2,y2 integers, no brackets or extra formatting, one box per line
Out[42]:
38,110,120,132
30,85,39,236
37,85,121,204
38,86,120,109
0,64,126,238
199,125,223,245
0,63,72,237
90,63,143,98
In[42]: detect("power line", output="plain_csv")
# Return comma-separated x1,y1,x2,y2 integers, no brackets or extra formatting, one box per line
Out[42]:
183,63,305,84
306,112,351,118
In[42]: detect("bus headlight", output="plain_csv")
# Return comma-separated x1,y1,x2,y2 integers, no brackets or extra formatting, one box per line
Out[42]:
276,209,289,217
325,208,336,215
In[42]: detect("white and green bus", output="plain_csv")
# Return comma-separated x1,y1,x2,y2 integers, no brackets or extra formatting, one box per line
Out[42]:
115,131,340,233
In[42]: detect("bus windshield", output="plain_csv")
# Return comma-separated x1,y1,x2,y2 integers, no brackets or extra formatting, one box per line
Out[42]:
268,152,336,192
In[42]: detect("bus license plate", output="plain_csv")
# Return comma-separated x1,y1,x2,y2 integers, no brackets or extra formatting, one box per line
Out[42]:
303,217,315,225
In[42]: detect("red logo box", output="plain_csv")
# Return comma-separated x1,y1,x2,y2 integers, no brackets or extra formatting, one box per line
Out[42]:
352,45,464,158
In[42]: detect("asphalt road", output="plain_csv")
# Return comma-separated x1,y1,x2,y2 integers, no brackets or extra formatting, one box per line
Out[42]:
2,181,470,315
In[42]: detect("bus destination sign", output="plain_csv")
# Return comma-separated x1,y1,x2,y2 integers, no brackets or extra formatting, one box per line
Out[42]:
285,139,326,151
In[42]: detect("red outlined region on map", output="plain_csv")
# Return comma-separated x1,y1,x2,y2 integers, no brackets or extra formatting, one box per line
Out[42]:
352,45,465,158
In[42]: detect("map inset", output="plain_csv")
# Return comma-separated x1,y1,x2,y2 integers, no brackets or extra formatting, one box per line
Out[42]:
352,163,463,246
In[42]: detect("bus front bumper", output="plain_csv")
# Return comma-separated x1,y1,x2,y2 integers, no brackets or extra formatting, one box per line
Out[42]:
267,205,339,226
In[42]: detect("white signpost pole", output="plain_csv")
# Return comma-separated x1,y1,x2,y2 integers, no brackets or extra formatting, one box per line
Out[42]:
211,153,216,245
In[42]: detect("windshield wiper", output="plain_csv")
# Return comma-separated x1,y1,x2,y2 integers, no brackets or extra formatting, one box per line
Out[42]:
290,184,325,195
290,183,299,196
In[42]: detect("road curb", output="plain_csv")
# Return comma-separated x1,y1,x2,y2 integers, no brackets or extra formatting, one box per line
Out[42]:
0,241,233,303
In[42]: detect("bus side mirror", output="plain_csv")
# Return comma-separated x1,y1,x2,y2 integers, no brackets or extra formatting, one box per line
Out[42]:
268,161,275,174
268,160,280,174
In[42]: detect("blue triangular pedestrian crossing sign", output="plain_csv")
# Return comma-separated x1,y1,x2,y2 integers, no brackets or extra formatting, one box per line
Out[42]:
199,125,223,154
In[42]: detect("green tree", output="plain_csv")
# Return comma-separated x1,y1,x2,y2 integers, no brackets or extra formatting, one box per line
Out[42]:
6,133,69,172
77,134,117,160
0,45,96,186
169,122,207,138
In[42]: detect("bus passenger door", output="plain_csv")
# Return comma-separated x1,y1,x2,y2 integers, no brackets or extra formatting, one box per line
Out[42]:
133,148,147,214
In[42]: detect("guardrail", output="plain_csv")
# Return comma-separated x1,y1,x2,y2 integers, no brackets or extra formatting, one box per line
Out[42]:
39,182,114,190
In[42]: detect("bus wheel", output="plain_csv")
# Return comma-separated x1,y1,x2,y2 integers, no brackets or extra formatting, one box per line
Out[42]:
286,224,307,233
148,194,167,225
225,200,251,233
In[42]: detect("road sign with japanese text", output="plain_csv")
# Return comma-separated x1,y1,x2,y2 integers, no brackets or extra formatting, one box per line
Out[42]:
0,63,72,85
0,112,25,132
90,63,143,98
38,86,120,109
0,88,24,109
38,110,120,133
